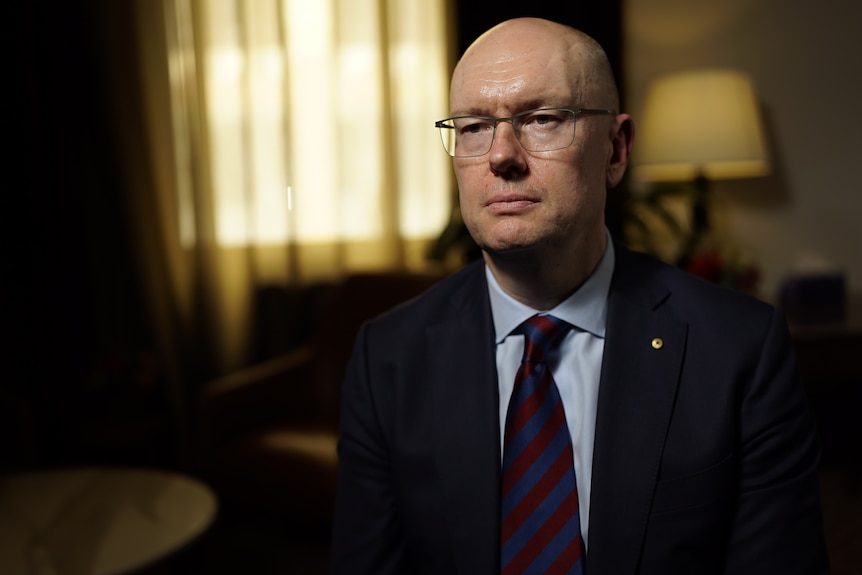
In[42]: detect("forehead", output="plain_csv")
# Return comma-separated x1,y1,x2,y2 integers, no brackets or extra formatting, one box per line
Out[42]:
451,28,588,114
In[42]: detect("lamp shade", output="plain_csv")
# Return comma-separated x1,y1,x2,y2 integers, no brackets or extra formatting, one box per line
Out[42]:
635,69,769,182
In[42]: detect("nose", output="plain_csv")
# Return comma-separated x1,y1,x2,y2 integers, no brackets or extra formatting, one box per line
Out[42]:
488,120,527,176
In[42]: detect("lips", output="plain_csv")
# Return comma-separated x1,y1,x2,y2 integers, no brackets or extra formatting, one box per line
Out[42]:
485,193,538,213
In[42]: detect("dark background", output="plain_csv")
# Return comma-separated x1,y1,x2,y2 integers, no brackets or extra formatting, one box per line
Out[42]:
4,0,622,471
7,1,150,469
4,4,858,573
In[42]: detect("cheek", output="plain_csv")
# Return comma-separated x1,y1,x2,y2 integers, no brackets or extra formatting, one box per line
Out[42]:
454,162,491,213
454,170,471,209
453,160,480,193
561,146,608,197
454,168,483,230
547,159,606,222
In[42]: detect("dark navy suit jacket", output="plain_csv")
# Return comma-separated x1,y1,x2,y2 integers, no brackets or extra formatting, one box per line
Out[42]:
331,244,829,574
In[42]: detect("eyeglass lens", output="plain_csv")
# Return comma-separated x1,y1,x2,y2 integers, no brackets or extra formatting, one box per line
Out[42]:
439,108,576,157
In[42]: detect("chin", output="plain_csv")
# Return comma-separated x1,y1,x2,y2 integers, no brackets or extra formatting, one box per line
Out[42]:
481,238,538,257
479,220,541,251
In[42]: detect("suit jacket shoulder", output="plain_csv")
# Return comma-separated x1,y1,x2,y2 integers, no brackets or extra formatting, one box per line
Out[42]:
588,243,828,574
610,244,774,324
365,259,490,337
333,259,502,575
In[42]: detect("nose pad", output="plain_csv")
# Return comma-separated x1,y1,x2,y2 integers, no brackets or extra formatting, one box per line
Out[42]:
488,119,527,175
489,120,521,153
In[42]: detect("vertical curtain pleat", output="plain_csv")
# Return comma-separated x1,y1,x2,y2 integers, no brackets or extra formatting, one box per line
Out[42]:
274,0,301,284
117,0,453,392
375,0,405,267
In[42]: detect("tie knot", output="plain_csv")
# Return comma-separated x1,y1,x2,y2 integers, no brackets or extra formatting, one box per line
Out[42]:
520,314,571,364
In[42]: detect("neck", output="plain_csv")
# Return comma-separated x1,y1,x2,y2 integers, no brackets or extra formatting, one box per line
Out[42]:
484,231,607,310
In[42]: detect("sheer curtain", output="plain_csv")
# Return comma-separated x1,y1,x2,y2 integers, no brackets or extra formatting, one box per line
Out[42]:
112,0,453,384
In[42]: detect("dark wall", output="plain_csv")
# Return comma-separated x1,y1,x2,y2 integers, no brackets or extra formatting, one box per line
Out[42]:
6,0,158,469
454,1,623,98
3,0,625,470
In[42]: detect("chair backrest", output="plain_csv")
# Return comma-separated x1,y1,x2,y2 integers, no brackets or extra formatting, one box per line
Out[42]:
0,390,36,473
308,271,443,423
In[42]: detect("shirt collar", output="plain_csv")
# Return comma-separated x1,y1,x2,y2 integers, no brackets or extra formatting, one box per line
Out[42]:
486,231,615,343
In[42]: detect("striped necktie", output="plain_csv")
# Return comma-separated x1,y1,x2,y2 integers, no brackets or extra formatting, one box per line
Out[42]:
501,314,584,575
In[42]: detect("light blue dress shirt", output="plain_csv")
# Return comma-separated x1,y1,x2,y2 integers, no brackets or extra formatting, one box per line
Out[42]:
486,233,615,550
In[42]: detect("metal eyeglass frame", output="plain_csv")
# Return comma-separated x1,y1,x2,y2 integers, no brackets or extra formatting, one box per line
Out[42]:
434,107,616,157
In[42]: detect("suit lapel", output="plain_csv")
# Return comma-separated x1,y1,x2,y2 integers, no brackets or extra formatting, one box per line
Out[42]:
429,266,501,575
587,248,687,574
424,250,687,574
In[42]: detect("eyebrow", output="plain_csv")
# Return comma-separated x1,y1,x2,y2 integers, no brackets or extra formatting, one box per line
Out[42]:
451,99,572,117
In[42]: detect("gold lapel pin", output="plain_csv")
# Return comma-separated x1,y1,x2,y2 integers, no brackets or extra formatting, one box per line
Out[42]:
651,338,664,350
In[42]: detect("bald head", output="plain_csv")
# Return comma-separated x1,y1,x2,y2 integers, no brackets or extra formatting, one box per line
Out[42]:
451,18,619,113
446,18,634,306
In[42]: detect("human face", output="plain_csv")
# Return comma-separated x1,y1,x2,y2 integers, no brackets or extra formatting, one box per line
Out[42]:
451,25,619,260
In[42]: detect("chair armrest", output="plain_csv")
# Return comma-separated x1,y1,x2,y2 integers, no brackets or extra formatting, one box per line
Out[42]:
194,346,316,452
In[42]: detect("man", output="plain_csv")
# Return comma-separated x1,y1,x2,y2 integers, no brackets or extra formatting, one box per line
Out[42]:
331,17,829,574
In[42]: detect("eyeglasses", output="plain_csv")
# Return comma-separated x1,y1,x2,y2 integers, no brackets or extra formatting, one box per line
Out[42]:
434,107,616,158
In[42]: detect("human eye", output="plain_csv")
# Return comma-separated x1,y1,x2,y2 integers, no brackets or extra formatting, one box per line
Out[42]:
454,117,493,136
520,109,567,129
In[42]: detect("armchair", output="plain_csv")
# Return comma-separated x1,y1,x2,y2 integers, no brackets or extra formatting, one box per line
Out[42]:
194,271,442,525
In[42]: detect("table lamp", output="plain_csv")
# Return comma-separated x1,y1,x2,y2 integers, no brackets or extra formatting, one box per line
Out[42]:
635,69,769,260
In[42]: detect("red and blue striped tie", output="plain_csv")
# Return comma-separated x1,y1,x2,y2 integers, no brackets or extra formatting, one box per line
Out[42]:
501,314,584,575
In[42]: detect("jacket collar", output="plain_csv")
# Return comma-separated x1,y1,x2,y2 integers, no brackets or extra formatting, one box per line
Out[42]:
586,244,686,574
429,262,502,574
427,246,687,575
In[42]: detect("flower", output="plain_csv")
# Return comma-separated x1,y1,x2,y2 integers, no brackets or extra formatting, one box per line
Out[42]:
686,247,760,294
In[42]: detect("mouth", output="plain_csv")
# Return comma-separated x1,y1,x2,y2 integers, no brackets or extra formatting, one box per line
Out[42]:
484,194,538,214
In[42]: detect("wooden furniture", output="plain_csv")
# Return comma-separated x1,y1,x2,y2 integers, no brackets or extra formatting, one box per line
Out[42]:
788,294,862,469
194,271,442,525
0,467,216,575
789,294,862,381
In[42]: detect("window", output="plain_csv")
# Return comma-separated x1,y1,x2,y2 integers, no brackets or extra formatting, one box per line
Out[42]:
166,0,452,266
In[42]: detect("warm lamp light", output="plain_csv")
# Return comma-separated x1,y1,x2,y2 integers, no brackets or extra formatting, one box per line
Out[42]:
634,69,770,265
636,68,770,183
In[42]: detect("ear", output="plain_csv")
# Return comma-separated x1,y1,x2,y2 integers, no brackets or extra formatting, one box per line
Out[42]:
606,114,634,189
